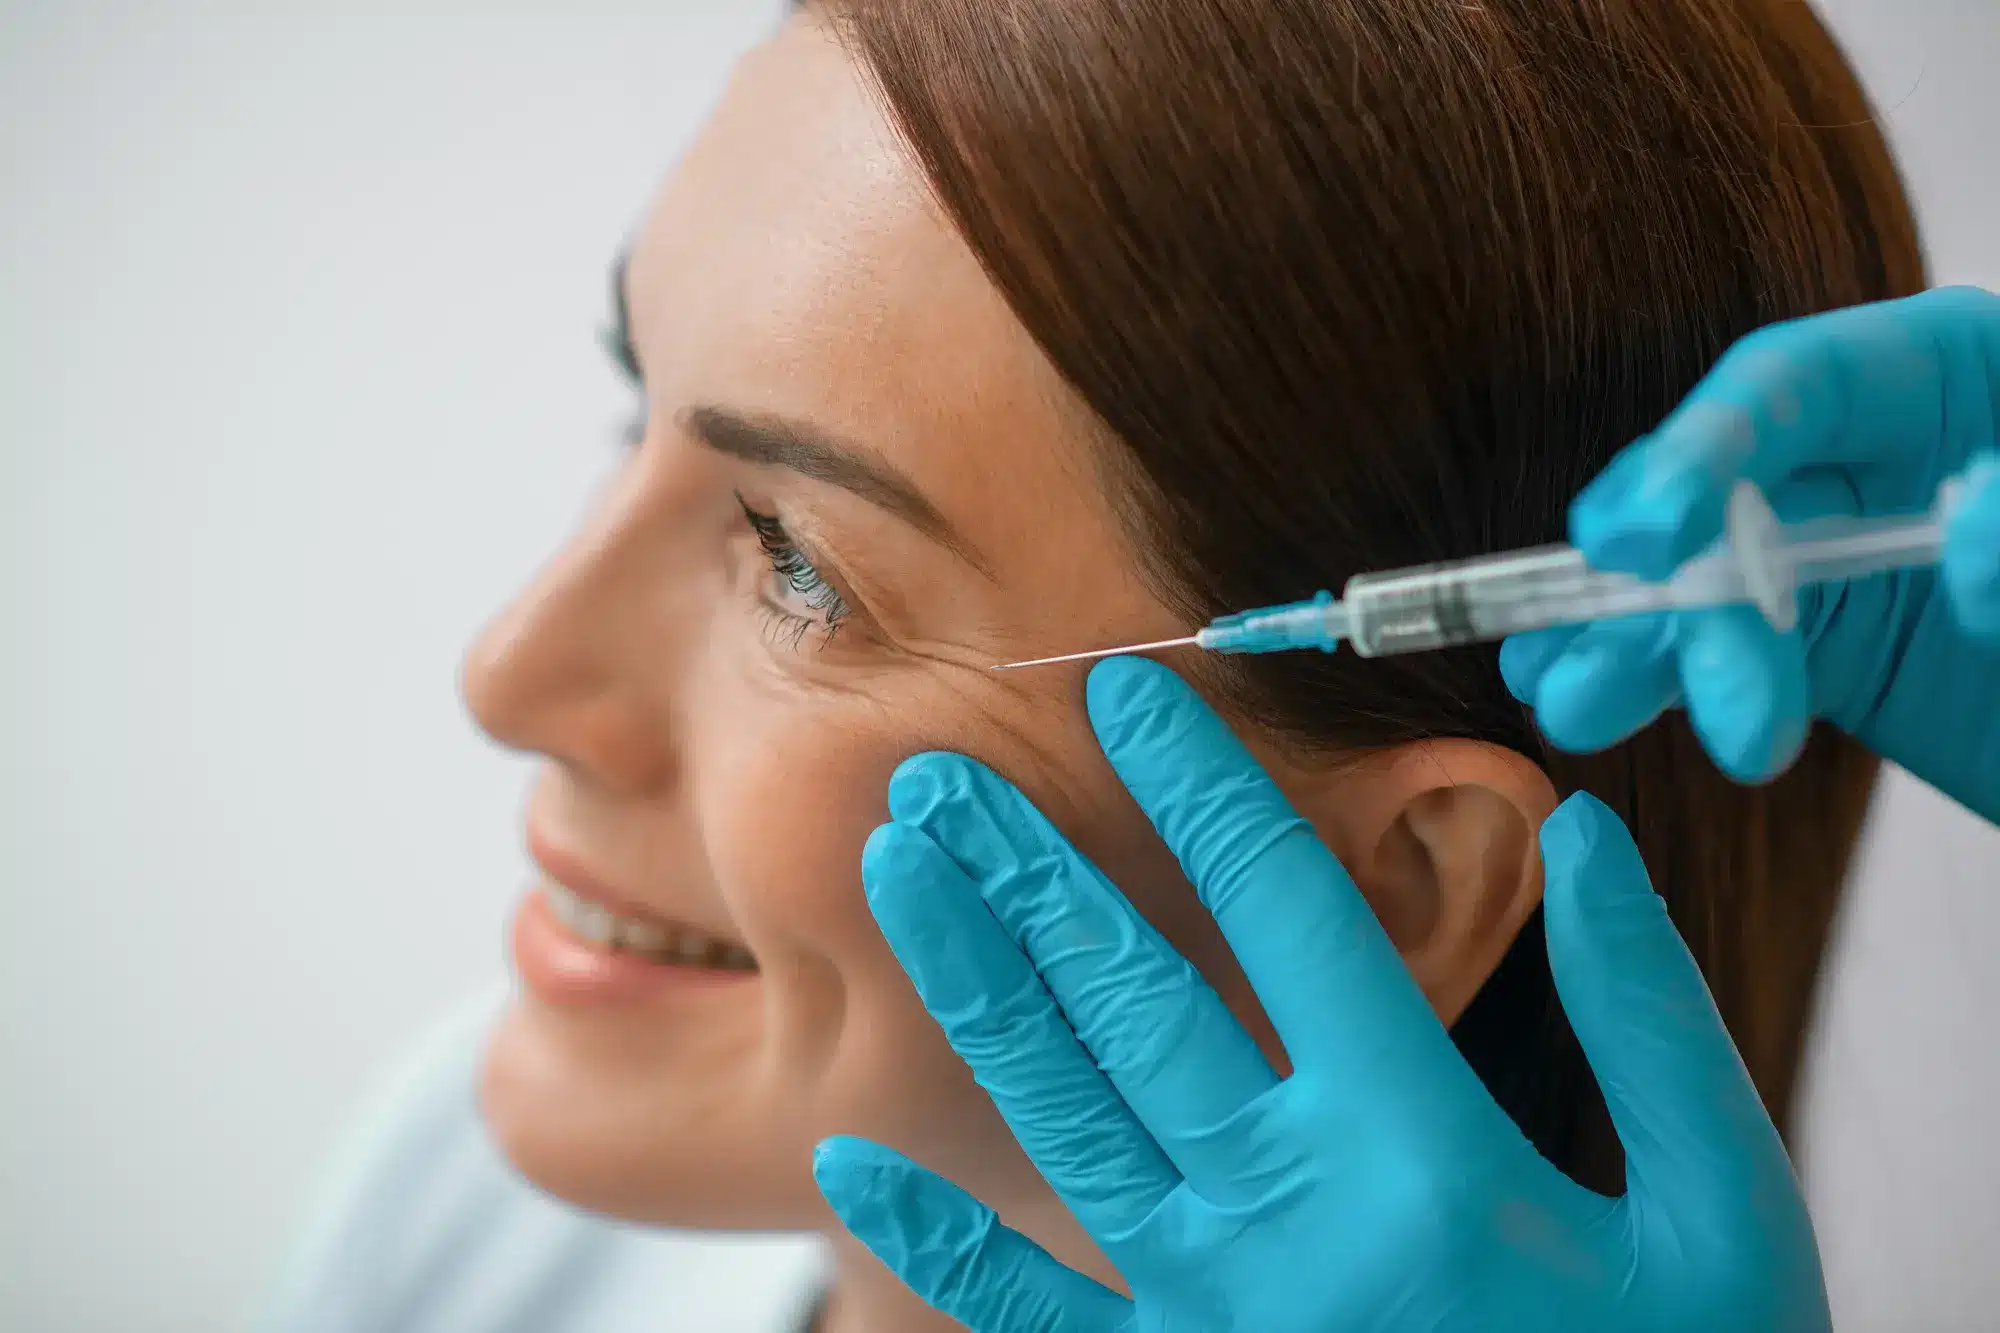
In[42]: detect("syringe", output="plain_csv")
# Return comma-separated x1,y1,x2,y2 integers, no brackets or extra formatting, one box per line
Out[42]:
992,478,1964,670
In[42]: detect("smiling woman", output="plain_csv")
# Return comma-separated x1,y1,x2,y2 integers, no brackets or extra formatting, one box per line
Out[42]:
464,17,1217,1264
262,2,1920,1331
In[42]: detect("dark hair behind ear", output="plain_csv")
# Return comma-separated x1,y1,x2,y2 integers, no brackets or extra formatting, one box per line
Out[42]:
827,0,1921,1189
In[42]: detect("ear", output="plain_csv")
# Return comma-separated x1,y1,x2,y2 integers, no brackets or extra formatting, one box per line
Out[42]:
1281,741,1557,1023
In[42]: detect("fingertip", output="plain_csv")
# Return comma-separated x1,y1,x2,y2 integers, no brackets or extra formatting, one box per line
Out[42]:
859,821,951,900
859,821,901,888
1678,608,1811,783
811,1135,905,1227
1533,654,1620,753
1569,438,1720,580
854,825,991,1002
812,1137,986,1280
1538,791,1651,913
1499,626,1580,703
1540,794,1695,1026
817,1141,1125,1331
1085,653,1179,711
886,750,988,822
1538,790,1613,870
1086,655,1254,797
1085,655,1203,750
813,1134,888,1188
1539,793,1665,1017
890,750,980,787
1529,617,1679,754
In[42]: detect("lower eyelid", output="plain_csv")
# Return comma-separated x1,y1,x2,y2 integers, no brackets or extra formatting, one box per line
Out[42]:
737,544,849,651
730,497,881,648
756,603,820,651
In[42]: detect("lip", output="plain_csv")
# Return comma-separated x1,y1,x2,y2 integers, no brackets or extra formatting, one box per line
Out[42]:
525,821,743,946
510,891,754,1005
514,823,756,1006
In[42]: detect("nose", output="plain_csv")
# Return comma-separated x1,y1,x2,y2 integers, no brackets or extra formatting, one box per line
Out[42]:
462,483,682,796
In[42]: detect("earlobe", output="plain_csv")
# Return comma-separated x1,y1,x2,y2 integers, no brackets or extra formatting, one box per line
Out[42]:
1277,741,1556,1023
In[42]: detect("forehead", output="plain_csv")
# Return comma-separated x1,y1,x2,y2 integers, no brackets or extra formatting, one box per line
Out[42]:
626,16,1152,635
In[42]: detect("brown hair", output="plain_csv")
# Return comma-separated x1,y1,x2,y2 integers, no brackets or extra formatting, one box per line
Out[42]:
824,0,1922,1187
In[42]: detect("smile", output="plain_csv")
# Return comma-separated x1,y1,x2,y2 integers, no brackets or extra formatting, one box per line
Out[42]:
539,879,758,972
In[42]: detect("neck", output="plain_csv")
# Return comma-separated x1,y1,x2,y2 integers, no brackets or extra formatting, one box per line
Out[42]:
816,1196,1123,1333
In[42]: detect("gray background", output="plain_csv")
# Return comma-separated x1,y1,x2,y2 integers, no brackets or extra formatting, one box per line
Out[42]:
2,2,1994,1329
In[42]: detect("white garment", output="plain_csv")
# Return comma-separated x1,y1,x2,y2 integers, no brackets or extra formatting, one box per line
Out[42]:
256,989,828,1333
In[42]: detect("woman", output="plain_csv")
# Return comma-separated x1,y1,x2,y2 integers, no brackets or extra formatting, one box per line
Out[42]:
265,2,1929,1329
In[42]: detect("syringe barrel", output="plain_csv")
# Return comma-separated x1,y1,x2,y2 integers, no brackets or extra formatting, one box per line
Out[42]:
1303,482,1948,659
1342,545,1677,657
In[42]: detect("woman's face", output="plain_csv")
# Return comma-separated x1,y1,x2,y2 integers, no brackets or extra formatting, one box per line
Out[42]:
464,16,1270,1237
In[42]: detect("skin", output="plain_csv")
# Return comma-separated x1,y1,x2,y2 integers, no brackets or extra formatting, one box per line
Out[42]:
463,15,1555,1332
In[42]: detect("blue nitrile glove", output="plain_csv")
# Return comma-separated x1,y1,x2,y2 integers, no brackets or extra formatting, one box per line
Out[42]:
1500,286,2000,820
813,657,1827,1333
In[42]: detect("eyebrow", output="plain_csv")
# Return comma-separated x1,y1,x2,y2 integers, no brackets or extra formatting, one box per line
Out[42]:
682,405,992,577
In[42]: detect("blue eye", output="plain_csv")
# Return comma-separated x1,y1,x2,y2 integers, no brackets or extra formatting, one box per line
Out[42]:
737,495,850,646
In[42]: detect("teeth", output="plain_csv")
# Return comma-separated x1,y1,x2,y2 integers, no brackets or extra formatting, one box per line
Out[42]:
543,879,585,919
540,881,754,971
573,902,615,945
615,920,669,953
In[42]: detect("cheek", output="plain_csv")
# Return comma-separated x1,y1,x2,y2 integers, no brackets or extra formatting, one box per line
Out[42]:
692,646,1040,956
697,684,895,983
685,653,1280,1202
690,667,1045,1188
704,648,1288,1104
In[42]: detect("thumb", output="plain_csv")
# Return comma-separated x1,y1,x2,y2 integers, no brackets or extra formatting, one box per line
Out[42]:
812,1137,1132,1333
1538,795,1797,1230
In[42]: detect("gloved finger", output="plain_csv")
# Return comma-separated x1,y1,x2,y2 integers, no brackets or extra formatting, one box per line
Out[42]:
887,755,1282,1196
1943,451,2000,640
861,821,1180,1239
1084,656,1455,1078
1534,471,1838,759
1672,605,1812,782
813,1136,1133,1333
1524,613,1681,753
1571,286,2000,579
1498,624,1585,704
1539,794,1802,1241
1509,466,1851,717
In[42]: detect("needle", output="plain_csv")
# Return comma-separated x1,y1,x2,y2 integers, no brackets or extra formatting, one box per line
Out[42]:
989,635,1201,671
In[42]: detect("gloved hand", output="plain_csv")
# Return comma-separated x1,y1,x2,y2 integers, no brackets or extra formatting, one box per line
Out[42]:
814,657,1829,1333
1500,286,2000,820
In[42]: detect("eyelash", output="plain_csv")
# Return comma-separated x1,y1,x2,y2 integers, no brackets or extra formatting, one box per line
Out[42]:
737,494,851,647
603,254,647,447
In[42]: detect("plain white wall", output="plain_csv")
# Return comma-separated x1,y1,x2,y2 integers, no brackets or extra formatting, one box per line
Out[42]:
0,2,1992,1330
2,5,788,1330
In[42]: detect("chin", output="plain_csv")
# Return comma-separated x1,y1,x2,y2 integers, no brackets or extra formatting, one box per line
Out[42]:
476,996,831,1232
